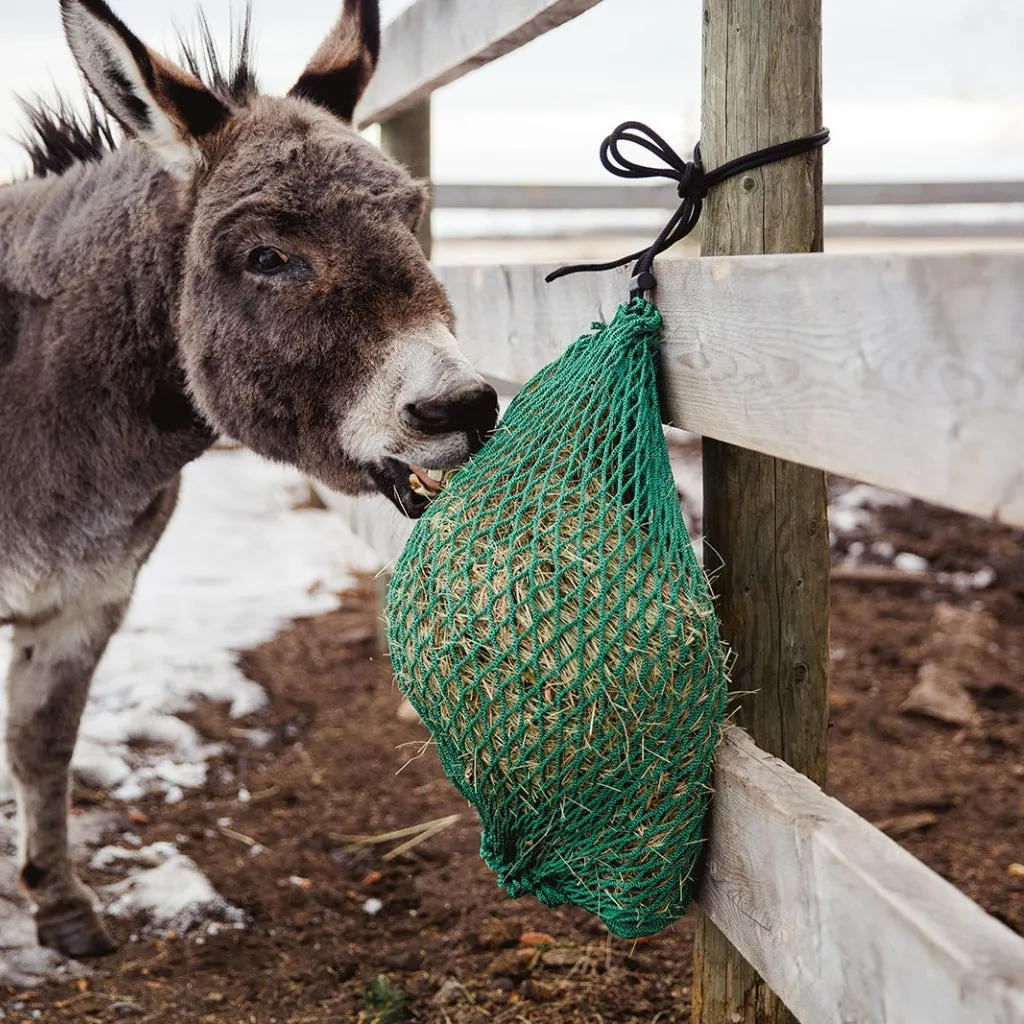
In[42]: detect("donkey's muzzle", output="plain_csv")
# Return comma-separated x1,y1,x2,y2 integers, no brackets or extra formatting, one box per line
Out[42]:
402,382,499,452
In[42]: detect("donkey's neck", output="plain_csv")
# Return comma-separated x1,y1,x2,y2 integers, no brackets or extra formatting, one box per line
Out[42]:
0,145,215,563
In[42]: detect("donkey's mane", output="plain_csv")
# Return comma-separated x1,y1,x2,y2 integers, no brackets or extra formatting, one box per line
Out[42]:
19,96,117,178
179,9,258,111
19,8,257,179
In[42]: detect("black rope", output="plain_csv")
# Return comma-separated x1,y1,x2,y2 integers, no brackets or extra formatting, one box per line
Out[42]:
544,121,830,297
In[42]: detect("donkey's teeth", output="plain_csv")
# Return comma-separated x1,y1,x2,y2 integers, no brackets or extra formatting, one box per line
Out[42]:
409,465,449,499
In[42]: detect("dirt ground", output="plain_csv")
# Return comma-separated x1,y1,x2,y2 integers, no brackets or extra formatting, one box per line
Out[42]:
6,492,1024,1024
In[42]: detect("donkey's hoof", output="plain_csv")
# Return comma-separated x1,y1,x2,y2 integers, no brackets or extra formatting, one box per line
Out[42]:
37,911,117,959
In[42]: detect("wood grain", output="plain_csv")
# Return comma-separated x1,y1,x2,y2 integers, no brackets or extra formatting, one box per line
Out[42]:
693,0,828,1020
357,0,605,126
701,727,1024,1024
436,253,1024,529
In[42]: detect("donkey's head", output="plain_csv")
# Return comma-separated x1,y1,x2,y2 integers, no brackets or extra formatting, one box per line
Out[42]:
60,0,498,517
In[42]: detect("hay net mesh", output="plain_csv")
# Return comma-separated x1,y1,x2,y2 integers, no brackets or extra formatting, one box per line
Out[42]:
386,298,728,938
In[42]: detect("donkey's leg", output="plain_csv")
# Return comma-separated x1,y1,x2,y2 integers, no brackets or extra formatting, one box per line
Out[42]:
4,596,129,958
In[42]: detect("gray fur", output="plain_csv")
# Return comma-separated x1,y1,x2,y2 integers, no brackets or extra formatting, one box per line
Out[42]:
1,0,497,958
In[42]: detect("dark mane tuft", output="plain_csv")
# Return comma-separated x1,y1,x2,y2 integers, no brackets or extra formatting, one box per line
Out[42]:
17,5,258,179
178,8,258,107
18,96,118,178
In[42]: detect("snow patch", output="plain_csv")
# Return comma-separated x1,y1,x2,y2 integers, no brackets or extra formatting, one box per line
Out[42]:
937,566,997,592
0,449,378,805
893,552,930,574
0,942,88,990
96,843,245,936
831,485,912,536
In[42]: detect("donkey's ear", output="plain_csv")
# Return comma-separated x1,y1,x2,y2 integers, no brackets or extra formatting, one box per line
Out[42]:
289,0,381,123
60,0,230,176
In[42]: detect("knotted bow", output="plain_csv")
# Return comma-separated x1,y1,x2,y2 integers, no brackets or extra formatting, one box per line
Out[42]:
546,121,830,298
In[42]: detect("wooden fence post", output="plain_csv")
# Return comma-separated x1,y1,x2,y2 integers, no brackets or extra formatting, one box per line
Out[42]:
374,100,434,652
380,100,434,258
692,1,829,1023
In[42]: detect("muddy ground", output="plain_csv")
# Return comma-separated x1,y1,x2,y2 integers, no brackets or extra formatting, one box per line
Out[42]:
5,494,1024,1024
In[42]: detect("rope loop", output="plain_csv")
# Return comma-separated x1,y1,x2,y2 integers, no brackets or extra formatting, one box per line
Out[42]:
600,121,707,197
545,121,830,297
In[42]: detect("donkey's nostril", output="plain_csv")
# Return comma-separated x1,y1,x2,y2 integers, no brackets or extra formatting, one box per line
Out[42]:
403,383,499,438
405,398,453,430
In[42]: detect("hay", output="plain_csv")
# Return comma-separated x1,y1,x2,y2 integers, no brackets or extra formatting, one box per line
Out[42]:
387,299,728,938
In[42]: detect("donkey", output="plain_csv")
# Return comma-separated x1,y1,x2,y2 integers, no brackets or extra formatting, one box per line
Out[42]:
0,0,498,959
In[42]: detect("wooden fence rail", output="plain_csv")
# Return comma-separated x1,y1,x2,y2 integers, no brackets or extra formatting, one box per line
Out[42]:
430,184,1024,241
432,181,1024,210
704,729,1024,1024
357,0,605,126
439,253,1024,528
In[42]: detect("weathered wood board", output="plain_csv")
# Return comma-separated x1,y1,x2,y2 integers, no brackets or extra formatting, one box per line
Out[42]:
438,252,1024,528
358,0,605,126
431,181,1024,210
702,727,1024,1024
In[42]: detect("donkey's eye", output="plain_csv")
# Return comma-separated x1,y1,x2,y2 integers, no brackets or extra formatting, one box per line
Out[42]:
247,247,291,275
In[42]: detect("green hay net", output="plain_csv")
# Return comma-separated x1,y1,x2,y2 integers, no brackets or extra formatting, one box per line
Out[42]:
386,297,728,938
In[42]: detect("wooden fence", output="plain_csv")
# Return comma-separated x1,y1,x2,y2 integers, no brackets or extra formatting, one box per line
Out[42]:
429,182,1024,241
316,1,1024,1021
432,181,1024,208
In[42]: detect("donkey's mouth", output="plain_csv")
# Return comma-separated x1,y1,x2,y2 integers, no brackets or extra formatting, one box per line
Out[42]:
372,459,453,519
408,465,456,497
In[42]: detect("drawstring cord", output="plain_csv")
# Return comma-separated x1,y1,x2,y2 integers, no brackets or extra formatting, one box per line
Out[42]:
544,121,830,299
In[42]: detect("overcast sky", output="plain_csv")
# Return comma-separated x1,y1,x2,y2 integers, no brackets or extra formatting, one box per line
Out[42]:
1,0,1022,182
